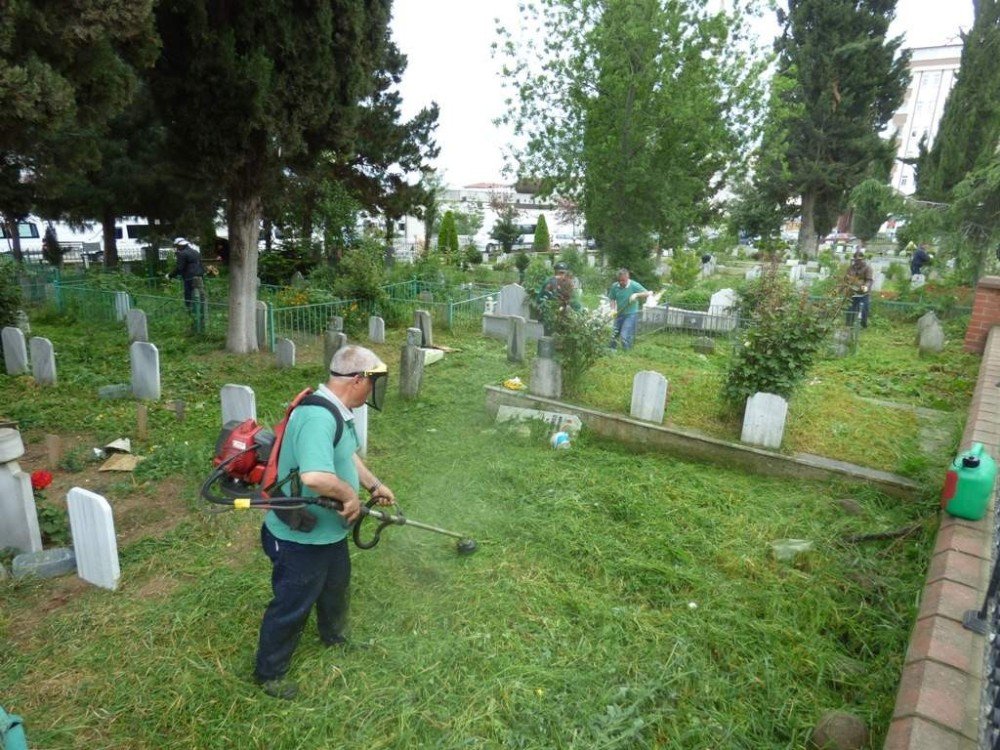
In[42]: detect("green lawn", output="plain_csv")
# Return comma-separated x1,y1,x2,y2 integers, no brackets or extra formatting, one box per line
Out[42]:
0,308,969,748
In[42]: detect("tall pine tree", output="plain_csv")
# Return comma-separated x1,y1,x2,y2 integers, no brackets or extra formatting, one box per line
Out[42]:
773,0,909,254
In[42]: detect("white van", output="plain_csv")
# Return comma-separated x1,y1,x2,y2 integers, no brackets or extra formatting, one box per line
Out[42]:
0,216,45,259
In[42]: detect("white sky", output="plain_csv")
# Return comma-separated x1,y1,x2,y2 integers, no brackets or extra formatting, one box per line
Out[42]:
390,0,974,187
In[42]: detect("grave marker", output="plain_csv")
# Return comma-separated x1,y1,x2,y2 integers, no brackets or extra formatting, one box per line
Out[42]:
113,291,131,321
630,371,668,423
399,327,425,399
414,309,434,348
529,337,561,399
368,316,386,344
67,487,120,590
221,384,256,425
507,315,526,363
126,309,148,343
29,336,56,385
276,338,296,368
2,326,28,375
0,428,42,553
741,392,788,449
130,341,161,400
255,301,269,351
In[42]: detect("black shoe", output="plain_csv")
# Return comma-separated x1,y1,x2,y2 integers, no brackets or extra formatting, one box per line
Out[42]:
256,676,298,700
323,636,371,651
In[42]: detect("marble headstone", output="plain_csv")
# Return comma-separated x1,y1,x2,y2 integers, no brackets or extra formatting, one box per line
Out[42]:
221,384,256,425
0,428,42,553
276,338,296,368
29,336,56,385
130,341,161,400
630,371,668,423
67,487,120,591
414,309,434,348
255,301,269,351
741,392,788,449
507,315,526,363
126,308,148,343
2,326,29,375
368,316,386,344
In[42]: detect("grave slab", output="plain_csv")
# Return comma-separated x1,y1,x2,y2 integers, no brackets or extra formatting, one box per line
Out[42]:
67,487,120,590
741,392,788,449
2,326,28,375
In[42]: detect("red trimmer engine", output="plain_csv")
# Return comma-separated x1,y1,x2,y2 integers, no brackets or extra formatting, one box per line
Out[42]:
213,419,276,486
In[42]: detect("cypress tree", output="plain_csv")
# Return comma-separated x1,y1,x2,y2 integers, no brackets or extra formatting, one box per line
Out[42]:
917,1,1000,201
533,213,551,252
438,211,458,259
774,0,910,254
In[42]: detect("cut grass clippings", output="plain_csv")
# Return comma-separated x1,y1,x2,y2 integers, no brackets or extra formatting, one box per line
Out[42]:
0,308,965,748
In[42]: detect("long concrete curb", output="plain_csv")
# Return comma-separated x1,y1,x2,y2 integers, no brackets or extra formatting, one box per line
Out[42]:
484,385,923,500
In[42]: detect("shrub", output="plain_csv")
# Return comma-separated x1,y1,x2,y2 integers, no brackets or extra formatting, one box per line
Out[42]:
548,304,611,393
723,260,841,413
0,257,22,328
533,213,551,252
669,249,700,289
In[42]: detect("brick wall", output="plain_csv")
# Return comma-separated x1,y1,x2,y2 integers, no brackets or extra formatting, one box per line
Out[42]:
964,276,1000,354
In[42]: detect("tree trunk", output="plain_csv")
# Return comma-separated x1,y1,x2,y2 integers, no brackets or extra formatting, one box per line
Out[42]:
226,192,262,353
102,206,119,269
797,191,819,257
3,217,24,263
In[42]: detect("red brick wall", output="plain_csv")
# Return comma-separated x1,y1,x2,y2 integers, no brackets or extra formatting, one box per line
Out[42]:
964,276,1000,354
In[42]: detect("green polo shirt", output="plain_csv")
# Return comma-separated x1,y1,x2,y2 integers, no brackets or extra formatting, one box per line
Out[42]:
607,279,647,315
264,386,359,544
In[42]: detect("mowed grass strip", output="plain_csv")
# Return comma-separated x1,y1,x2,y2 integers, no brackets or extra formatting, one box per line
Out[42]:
0,309,952,748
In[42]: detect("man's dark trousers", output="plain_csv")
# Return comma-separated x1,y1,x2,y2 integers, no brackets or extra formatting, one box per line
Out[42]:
254,524,351,681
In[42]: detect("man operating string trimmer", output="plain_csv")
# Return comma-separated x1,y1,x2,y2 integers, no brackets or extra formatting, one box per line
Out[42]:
253,345,394,700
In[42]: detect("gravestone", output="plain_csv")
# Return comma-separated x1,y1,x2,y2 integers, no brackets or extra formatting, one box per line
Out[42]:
919,319,946,356
353,405,368,458
832,327,853,358
709,288,737,313
67,487,120,591
911,273,926,290
529,336,562,399
126,309,148,343
741,392,788,449
221,384,256,425
130,341,161,400
113,291,131,322
399,327,425,399
276,338,296,368
871,268,886,292
324,317,346,368
630,371,668,423
14,309,30,337
498,284,531,319
417,291,434,304
692,337,715,355
495,406,583,434
744,265,762,281
368,316,386,344
255,301,269,351
0,428,42,553
414,309,434,348
507,315,526,363
290,271,307,288
2,326,29,375
29,336,56,385
915,310,940,344
484,296,496,314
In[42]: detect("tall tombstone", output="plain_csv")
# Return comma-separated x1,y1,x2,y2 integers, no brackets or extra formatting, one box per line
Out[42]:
741,392,788,449
2,326,29,375
113,291,131,322
221,384,256,426
498,284,530,319
29,336,56,386
529,336,562,399
910,273,926,290
630,371,668,423
507,315,526,363
919,319,946,356
915,310,940,345
130,341,161,400
0,428,42,553
324,317,345,368
275,338,296,369
255,301,269,351
353,405,369,458
67,487,120,591
399,327,425,400
126,308,149,344
414,309,434,348
368,315,386,344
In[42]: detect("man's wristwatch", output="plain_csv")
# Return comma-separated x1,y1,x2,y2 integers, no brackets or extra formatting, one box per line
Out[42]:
367,480,382,494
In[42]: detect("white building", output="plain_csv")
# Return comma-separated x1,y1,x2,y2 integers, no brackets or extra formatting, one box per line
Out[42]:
887,42,963,195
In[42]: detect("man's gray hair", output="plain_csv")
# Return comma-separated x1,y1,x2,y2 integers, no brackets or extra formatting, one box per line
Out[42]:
330,345,384,374
617,268,630,277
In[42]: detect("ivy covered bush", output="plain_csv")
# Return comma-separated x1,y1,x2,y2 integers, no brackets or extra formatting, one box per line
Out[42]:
723,260,840,413
0,257,22,328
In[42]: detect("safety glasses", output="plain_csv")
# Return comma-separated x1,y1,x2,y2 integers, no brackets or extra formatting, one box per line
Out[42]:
331,363,388,411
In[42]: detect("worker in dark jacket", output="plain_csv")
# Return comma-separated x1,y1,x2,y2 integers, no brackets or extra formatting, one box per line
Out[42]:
845,248,874,329
167,237,206,313
910,244,932,277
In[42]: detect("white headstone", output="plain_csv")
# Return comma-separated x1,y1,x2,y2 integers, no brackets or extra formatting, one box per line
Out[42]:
256,301,269,351
352,405,368,458
911,273,926,290
130,341,161,400
630,371,668,423
126,309,148,343
67,487,120,591
414,309,433,348
744,265,762,281
0,428,42,553
484,296,497,315
276,338,296,368
507,315,526,363
741,392,788,449
29,336,56,385
221,384,256,425
498,284,530,318
113,291,131,322
872,268,886,292
2,326,29,375
709,288,738,313
919,320,946,355
368,316,386,344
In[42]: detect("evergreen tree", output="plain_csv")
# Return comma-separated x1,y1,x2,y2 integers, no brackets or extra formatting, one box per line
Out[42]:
498,0,767,276
490,205,521,254
772,0,910,254
917,1,1000,202
150,0,392,353
849,178,899,241
533,213,551,252
438,210,459,258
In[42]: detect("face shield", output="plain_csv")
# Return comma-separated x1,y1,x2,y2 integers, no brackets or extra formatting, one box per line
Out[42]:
331,362,389,411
